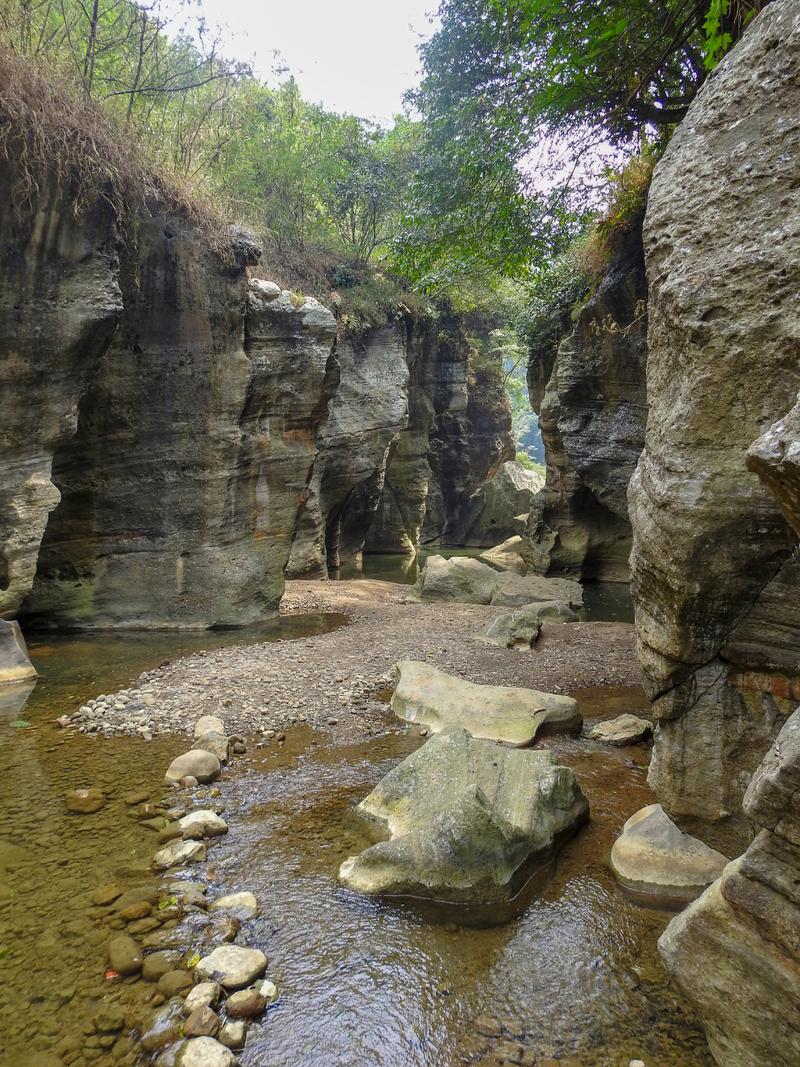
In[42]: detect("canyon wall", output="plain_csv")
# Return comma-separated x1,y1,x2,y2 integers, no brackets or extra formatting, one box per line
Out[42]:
629,0,800,854
0,157,511,627
523,221,647,582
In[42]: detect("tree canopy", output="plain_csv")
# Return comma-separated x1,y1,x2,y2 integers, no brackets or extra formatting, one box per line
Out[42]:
393,0,766,289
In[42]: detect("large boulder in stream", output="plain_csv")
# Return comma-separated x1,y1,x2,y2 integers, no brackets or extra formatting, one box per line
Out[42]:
339,726,588,903
392,660,582,745
416,554,582,608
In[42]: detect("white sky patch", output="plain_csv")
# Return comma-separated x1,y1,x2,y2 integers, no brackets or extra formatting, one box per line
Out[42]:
164,0,439,123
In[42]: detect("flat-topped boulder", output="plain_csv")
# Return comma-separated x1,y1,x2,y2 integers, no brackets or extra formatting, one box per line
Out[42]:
590,714,652,746
416,555,583,608
611,804,728,904
490,571,582,608
339,726,588,903
193,945,267,990
482,601,578,648
391,660,582,745
479,536,527,575
164,750,221,785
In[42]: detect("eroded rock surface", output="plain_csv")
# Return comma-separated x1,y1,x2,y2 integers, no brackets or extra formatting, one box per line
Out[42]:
454,461,542,548
391,660,581,745
339,726,588,903
525,219,647,582
659,706,800,1066
628,0,800,851
611,804,727,903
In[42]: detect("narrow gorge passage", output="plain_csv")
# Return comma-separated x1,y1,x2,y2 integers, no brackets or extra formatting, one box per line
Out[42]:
1,2,799,1066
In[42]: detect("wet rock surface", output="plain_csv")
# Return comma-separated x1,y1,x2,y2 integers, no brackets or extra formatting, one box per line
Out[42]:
590,714,652,746
339,726,589,903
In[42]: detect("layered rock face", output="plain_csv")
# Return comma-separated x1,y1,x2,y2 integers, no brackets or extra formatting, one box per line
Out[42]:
629,0,800,852
454,460,543,547
524,220,647,582
0,173,121,619
290,315,515,573
659,708,800,1066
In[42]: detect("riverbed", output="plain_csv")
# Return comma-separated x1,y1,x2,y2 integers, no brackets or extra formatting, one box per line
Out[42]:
0,580,711,1067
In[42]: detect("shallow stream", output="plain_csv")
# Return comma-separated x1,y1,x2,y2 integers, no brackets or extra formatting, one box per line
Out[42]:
0,593,709,1067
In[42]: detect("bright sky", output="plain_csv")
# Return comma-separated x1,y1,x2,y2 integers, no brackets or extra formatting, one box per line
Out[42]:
168,1,439,124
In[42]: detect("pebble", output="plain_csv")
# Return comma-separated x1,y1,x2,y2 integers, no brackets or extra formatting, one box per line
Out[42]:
217,1019,247,1050
157,969,194,997
142,950,182,982
183,982,222,1016
92,883,123,906
184,1005,221,1039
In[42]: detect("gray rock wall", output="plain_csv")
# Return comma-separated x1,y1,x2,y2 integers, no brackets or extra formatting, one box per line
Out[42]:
629,0,800,853
524,219,647,582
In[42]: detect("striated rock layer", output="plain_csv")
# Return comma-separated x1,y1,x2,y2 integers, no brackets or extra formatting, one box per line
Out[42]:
628,0,800,853
524,219,647,582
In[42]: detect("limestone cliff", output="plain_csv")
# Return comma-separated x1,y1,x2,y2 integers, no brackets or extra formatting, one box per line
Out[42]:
629,0,800,853
523,219,647,582
289,312,514,573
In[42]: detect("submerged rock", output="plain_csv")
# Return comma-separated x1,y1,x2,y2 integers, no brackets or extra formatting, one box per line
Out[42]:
64,787,106,814
590,715,652,746
164,751,220,785
611,804,727,903
339,726,588,903
0,620,37,685
152,839,206,871
107,934,142,976
208,892,259,921
392,660,582,745
482,601,578,648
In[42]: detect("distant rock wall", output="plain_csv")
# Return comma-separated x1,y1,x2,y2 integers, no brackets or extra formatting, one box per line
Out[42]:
629,0,800,853
524,220,647,582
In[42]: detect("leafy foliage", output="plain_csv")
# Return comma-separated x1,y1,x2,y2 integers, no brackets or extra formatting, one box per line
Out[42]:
396,0,766,287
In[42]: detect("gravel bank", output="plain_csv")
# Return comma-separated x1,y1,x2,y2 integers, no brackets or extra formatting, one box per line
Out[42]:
68,579,643,741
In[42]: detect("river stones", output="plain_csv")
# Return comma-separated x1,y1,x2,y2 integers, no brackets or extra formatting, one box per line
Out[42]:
107,934,143,975
176,1036,237,1067
64,787,106,814
142,950,182,982
225,988,267,1019
193,945,267,989
218,1020,247,1049
179,811,228,839
392,660,581,745
482,601,578,648
92,882,122,906
194,732,229,764
339,726,589,903
184,982,222,1015
194,715,226,738
184,1005,220,1039
152,839,207,870
0,618,37,684
611,804,728,903
208,892,259,920
164,750,220,785
158,969,194,997
479,536,528,574
590,715,653,746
